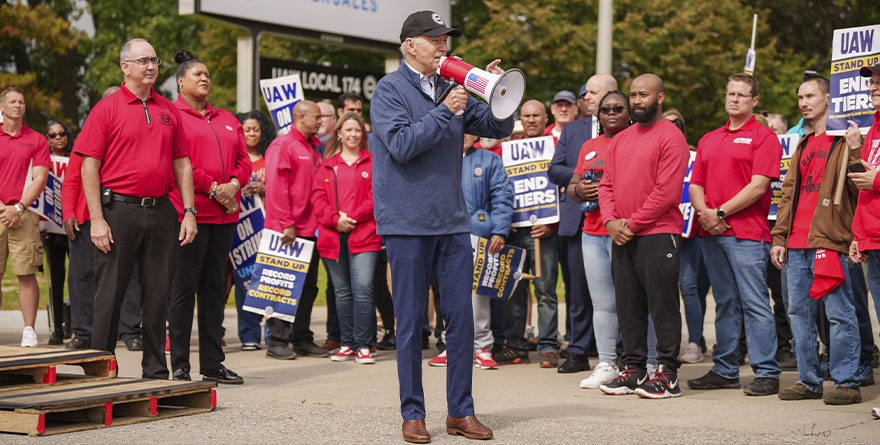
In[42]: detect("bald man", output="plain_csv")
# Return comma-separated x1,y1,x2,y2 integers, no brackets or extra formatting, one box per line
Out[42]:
597,74,689,399
263,100,329,360
548,73,617,374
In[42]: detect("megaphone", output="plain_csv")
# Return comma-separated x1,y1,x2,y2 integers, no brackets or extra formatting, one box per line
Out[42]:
437,56,526,120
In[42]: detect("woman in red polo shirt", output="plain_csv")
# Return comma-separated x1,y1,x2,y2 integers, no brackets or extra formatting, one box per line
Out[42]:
312,112,381,364
167,50,250,384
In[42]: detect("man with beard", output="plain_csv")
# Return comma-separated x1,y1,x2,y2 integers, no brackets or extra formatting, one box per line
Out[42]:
597,73,689,399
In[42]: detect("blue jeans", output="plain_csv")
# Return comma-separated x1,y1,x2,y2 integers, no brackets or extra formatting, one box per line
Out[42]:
786,249,859,391
702,237,779,379
505,230,559,353
323,236,377,351
679,237,708,344
867,251,880,325
581,233,616,364
234,284,263,345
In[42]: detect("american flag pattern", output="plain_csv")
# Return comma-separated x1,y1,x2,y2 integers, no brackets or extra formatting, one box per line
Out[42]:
465,72,488,95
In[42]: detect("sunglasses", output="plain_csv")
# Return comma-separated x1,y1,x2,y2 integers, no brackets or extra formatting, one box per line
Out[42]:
47,132,68,139
599,105,626,115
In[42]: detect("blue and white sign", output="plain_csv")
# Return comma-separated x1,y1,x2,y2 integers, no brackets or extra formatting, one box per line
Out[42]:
768,133,800,220
471,235,525,301
502,136,559,227
260,74,304,136
828,24,880,135
229,195,265,292
243,230,315,323
680,151,696,238
26,156,67,234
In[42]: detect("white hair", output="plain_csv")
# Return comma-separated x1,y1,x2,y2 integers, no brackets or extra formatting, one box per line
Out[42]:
120,38,150,62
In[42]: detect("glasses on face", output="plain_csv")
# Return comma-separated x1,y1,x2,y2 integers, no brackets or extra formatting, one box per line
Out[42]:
726,92,752,100
124,57,161,66
599,105,626,115
47,132,68,139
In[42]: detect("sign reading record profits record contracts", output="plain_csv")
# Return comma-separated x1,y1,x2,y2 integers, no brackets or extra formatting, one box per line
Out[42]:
261,58,382,102
183,0,451,46
502,136,560,227
243,230,315,323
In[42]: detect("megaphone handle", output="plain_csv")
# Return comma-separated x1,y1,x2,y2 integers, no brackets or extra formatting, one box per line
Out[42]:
435,82,465,116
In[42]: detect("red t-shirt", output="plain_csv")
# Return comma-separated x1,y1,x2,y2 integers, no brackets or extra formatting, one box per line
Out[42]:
73,83,188,198
788,132,834,249
0,123,50,204
691,116,781,242
853,112,880,250
573,136,611,236
335,159,359,212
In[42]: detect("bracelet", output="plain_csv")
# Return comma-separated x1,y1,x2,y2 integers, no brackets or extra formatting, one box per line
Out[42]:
209,181,218,199
231,179,240,191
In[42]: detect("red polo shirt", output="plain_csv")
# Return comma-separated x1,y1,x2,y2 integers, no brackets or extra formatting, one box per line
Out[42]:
0,123,50,204
61,153,89,224
73,83,188,198
691,116,781,242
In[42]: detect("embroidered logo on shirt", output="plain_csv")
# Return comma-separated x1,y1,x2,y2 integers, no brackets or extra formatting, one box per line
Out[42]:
361,171,369,179
159,112,172,126
585,151,597,161
732,137,752,144
226,125,234,132
298,155,311,160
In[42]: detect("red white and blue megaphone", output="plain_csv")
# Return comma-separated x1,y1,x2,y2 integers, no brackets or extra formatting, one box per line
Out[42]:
437,56,525,120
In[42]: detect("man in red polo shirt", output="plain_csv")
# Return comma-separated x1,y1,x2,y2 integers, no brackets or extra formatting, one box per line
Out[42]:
74,38,197,379
263,100,327,360
0,87,50,348
687,74,782,396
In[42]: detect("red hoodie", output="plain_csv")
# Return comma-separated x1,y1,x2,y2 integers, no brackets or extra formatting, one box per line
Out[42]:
170,98,250,224
312,150,381,260
853,111,880,250
264,127,321,236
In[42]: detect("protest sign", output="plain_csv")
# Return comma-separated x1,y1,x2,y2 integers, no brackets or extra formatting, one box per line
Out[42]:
828,24,880,135
228,195,266,292
768,133,800,220
259,74,304,135
680,151,697,238
471,235,526,301
501,136,559,227
242,230,314,323
25,156,66,234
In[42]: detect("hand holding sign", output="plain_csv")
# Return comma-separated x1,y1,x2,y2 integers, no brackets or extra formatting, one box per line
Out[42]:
845,120,865,149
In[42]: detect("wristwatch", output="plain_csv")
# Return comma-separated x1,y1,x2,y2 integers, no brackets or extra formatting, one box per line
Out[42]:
716,207,726,220
184,207,198,216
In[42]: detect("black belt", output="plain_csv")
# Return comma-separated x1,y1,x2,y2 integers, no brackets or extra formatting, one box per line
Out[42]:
110,193,165,207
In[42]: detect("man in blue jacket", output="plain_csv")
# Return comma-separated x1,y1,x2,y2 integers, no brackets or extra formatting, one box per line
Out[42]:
370,10,514,444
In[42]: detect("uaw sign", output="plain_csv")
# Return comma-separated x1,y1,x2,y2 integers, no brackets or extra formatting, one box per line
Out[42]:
259,73,303,135
502,136,560,227
680,151,696,238
471,235,526,301
243,230,315,323
261,58,382,102
769,134,800,220
828,24,880,135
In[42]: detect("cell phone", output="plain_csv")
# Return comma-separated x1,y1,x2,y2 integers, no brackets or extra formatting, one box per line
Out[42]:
848,162,867,174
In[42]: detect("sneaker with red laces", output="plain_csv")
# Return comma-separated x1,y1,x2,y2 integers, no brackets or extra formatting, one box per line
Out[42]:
429,350,448,367
599,365,647,395
539,351,559,368
634,365,682,399
474,348,498,370
331,346,355,362
355,348,376,364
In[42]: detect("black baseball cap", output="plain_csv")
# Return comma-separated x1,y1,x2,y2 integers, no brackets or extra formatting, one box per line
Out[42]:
861,64,880,77
399,11,461,43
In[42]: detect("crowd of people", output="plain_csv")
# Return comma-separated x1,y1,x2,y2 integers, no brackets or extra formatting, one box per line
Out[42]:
2,9,880,442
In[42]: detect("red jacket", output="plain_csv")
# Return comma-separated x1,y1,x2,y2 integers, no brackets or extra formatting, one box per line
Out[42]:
61,153,89,224
853,111,880,250
170,98,251,224
264,127,321,236
312,150,381,260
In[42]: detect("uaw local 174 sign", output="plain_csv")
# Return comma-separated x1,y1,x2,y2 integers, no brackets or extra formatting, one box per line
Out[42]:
828,24,880,135
259,74,304,136
243,230,314,323
471,235,526,301
502,136,559,227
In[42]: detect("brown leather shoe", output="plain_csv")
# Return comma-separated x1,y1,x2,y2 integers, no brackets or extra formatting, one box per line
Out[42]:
402,419,430,444
446,415,493,440
320,339,340,352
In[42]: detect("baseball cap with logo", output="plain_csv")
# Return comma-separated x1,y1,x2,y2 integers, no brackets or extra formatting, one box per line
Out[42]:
861,64,880,77
399,11,462,42
552,90,577,105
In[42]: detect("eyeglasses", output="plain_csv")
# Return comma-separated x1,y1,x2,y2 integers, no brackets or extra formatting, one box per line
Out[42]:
599,105,626,115
124,57,161,66
47,132,68,139
726,92,752,100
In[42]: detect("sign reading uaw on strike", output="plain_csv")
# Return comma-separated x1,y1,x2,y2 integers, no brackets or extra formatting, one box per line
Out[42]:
242,229,315,323
502,136,559,227
769,133,799,220
259,74,304,135
828,24,880,135
228,195,265,292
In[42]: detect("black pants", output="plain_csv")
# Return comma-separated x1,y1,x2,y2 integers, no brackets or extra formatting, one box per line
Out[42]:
92,199,177,379
168,223,235,375
267,241,320,348
766,220,793,349
44,233,68,336
612,234,682,370
68,222,143,344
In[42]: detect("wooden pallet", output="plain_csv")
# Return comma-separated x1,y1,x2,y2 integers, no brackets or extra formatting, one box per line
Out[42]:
0,378,217,436
0,346,116,387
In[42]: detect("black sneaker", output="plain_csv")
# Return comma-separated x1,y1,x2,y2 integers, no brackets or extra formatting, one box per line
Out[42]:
557,353,591,373
266,345,297,360
377,331,396,350
635,365,681,399
599,365,647,395
743,377,779,396
493,346,530,365
687,370,741,390
294,342,329,357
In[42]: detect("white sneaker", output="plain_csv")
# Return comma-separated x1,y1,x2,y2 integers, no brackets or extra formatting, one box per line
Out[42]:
679,342,704,363
21,326,38,348
580,362,619,389
646,363,657,379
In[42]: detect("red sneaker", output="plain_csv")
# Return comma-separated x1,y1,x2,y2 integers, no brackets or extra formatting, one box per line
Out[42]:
331,346,355,362
428,350,447,367
355,348,376,364
474,348,498,370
